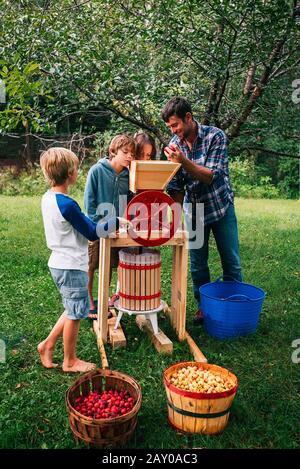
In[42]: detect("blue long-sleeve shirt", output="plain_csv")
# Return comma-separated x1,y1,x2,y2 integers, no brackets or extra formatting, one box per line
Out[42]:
84,158,130,223
41,190,119,272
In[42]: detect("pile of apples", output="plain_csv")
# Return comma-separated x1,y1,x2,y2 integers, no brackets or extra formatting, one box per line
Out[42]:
169,365,233,394
73,388,136,420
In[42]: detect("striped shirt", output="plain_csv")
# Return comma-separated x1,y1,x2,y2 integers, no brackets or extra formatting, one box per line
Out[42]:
166,121,234,225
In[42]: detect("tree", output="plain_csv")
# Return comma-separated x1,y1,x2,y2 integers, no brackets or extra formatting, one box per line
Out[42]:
0,0,299,158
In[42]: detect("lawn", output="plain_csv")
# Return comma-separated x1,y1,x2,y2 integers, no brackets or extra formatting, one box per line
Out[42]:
0,196,299,449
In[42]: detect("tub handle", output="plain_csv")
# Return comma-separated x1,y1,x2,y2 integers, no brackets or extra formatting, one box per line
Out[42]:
215,275,242,283
225,294,252,302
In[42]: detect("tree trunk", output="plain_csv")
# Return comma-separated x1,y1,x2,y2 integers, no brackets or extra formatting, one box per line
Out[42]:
243,63,256,96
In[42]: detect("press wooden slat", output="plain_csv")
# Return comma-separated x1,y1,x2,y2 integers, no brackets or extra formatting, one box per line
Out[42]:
125,252,129,310
149,253,153,310
122,251,126,309
146,252,150,310
141,254,145,311
119,251,124,309
118,263,122,308
155,252,160,309
136,254,141,311
130,254,134,310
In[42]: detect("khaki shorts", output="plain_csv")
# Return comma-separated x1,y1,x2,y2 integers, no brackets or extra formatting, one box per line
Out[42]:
88,240,120,272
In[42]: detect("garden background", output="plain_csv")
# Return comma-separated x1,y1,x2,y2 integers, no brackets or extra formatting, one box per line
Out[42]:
0,0,299,449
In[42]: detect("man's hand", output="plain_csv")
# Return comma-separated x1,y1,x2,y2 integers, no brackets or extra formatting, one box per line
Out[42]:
164,143,185,164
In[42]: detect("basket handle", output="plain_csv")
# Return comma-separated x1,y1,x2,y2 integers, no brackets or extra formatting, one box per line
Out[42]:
225,294,252,302
215,275,242,283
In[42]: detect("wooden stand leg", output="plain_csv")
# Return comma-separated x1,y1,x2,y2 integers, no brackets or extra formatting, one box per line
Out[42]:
177,239,188,341
185,331,207,363
92,320,109,369
164,304,207,363
136,314,173,354
171,242,188,341
97,238,111,343
108,309,127,349
170,245,179,332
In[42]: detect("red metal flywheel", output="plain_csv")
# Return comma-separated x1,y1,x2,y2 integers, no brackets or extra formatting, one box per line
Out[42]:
125,190,182,247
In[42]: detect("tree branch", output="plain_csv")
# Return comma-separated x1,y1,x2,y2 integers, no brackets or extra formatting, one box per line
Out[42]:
235,145,300,159
228,36,288,139
270,56,300,80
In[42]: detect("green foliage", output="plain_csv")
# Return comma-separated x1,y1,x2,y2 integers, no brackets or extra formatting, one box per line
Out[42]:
0,0,299,196
277,157,300,199
0,166,47,196
1,153,297,199
0,165,89,196
230,158,281,199
230,154,299,199
0,0,299,143
0,60,53,133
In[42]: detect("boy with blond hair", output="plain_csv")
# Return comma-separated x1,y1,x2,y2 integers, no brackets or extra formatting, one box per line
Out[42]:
84,134,135,317
38,147,129,372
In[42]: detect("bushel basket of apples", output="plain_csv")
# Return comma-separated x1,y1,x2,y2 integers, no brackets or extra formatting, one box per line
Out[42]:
66,368,142,448
163,361,238,435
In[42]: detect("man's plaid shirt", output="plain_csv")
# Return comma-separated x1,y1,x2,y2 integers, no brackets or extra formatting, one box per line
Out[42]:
166,121,234,226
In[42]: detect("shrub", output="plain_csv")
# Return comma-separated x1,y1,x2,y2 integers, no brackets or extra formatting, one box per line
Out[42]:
230,158,281,199
0,164,88,196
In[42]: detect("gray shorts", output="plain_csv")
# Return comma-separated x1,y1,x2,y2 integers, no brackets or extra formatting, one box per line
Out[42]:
49,268,90,320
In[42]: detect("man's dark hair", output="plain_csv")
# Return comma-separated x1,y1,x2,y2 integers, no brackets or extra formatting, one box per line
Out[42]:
161,96,193,122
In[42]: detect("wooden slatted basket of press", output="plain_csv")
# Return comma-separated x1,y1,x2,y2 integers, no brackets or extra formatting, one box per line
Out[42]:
163,361,238,435
66,368,142,448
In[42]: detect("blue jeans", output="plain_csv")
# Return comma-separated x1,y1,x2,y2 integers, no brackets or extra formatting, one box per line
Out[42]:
189,203,242,307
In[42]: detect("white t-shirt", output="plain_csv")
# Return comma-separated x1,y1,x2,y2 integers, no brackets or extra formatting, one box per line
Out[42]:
41,190,118,272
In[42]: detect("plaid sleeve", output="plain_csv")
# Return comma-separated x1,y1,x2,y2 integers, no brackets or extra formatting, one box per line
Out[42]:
166,167,186,194
205,131,229,181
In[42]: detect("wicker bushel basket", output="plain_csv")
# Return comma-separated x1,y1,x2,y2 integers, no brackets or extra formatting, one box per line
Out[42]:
163,361,238,435
66,368,142,448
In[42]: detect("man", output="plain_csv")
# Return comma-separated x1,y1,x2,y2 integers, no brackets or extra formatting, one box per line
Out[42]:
162,96,242,324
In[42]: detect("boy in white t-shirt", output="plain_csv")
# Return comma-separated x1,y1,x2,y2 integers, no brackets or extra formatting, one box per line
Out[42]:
38,147,129,373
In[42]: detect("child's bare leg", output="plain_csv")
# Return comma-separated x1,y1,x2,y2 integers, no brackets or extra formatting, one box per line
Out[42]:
62,318,96,372
37,311,66,368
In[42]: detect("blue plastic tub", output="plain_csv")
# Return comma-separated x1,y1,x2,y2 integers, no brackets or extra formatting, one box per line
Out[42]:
200,276,265,340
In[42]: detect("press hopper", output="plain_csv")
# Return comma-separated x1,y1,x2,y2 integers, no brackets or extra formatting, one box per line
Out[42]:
129,160,181,193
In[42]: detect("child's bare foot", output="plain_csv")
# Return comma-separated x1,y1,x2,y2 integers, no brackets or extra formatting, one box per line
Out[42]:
37,341,58,369
62,359,96,373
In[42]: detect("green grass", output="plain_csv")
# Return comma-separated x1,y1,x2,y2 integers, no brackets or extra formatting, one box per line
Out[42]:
0,196,299,449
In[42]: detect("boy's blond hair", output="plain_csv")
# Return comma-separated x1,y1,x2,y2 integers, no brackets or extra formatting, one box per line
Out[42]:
40,147,79,186
108,134,136,160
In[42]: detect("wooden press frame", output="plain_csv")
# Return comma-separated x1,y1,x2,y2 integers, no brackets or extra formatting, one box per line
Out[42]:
93,229,207,368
